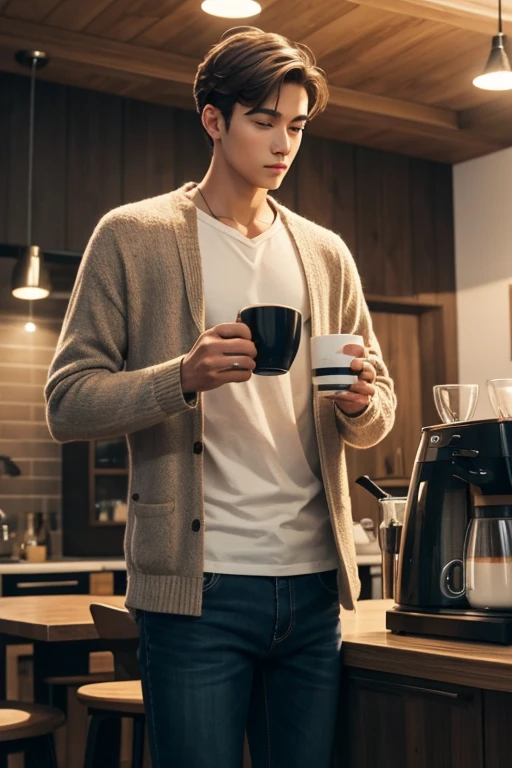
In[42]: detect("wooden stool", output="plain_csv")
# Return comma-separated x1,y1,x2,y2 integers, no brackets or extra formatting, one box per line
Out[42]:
44,670,115,768
0,700,64,767
77,680,144,768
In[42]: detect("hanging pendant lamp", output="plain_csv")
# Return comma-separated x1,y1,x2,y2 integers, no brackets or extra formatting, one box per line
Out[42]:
11,50,52,300
201,0,261,18
473,0,512,90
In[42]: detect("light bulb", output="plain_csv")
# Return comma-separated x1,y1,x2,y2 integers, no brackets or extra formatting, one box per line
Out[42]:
201,0,261,18
24,322,36,333
473,70,512,90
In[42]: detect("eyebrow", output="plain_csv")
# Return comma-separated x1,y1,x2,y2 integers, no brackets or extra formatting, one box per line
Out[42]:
244,107,308,122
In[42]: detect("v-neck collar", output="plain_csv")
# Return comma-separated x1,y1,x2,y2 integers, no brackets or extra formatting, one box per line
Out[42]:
167,182,322,338
195,206,284,246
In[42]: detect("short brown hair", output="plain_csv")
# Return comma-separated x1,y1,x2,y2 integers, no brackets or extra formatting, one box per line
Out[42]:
194,27,329,145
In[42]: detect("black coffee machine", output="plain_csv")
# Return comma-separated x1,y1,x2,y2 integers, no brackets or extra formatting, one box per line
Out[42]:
386,418,512,644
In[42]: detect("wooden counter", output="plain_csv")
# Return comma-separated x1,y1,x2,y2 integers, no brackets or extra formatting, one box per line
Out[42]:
342,599,512,693
339,600,512,768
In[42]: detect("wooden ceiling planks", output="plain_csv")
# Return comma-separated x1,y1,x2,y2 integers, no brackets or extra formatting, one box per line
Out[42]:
2,0,63,22
0,0,511,162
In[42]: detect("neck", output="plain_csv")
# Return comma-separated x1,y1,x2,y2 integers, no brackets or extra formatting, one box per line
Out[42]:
196,158,271,225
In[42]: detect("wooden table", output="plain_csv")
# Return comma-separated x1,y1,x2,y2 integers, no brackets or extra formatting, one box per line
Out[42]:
0,595,126,702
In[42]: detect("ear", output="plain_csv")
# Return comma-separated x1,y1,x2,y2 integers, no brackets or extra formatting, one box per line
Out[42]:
201,105,224,142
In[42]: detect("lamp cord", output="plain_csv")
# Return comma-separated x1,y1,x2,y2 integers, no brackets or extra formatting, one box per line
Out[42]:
499,0,502,34
26,56,37,244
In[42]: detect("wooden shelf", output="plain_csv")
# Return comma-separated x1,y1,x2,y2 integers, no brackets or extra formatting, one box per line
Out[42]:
366,294,442,314
93,468,127,475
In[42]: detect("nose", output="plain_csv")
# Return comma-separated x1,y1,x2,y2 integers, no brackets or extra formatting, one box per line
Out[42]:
271,127,291,157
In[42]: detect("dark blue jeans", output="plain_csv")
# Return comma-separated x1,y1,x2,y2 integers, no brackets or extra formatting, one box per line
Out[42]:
136,570,342,768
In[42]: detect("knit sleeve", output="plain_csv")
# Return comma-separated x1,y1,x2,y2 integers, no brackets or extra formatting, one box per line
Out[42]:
332,236,397,448
45,215,194,443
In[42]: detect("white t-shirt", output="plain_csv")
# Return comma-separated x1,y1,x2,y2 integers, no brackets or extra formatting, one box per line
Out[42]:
197,207,338,576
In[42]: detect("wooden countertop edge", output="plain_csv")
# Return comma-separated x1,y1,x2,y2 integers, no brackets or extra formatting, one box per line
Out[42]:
342,638,512,693
0,619,99,643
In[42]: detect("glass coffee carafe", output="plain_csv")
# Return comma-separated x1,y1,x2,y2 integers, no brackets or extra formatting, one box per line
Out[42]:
441,515,512,611
378,497,407,600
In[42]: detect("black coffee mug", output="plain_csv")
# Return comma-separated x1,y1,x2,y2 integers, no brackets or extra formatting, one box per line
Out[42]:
239,304,302,376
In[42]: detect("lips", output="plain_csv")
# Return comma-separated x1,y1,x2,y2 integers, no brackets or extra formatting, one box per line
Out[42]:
265,164,288,170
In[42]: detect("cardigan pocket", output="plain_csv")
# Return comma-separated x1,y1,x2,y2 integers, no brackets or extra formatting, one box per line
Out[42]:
131,501,175,573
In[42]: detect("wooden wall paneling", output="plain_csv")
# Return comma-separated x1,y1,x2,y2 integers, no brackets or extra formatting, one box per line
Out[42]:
296,135,335,229
66,87,123,251
433,162,458,386
6,71,29,244
330,141,357,255
354,146,384,295
122,98,176,204
32,80,68,250
419,306,446,426
433,163,456,294
409,157,437,295
295,135,357,254
381,153,413,296
172,108,210,188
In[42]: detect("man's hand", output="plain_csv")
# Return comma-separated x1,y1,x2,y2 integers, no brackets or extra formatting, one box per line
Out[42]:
181,323,257,394
326,344,376,416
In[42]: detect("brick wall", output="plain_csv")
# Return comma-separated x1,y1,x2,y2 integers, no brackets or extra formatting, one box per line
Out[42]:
0,310,62,549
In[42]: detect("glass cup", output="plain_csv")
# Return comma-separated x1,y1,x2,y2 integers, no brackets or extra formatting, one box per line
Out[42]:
433,384,479,423
487,379,512,419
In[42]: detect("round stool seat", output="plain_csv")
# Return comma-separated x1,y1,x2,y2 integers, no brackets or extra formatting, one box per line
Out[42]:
77,680,144,715
0,701,65,742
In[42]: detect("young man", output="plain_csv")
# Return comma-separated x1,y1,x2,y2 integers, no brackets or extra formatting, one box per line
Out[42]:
46,27,396,768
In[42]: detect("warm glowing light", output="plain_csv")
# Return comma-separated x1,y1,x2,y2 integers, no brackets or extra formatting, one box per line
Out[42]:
13,286,50,300
24,321,36,333
201,0,261,18
473,71,512,90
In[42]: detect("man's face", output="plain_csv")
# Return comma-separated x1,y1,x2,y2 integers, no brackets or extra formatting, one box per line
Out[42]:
215,83,309,190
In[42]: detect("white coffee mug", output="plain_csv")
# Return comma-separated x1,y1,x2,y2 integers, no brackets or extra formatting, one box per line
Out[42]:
311,333,364,394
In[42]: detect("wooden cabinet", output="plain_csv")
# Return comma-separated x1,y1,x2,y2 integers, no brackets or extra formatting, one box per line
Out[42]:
88,438,128,526
338,668,490,768
62,440,127,557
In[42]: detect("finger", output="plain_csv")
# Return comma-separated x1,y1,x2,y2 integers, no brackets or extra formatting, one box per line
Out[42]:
329,391,370,407
328,379,375,397
215,322,252,340
343,343,365,357
219,337,257,358
217,356,256,373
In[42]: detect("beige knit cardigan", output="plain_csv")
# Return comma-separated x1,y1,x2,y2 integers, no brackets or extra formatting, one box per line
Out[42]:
45,183,396,615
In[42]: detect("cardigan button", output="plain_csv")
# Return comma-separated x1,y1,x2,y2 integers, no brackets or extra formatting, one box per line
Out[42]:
193,441,203,454
131,493,139,501
191,519,201,532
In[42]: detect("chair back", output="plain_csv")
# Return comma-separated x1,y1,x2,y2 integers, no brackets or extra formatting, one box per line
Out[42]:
90,603,140,681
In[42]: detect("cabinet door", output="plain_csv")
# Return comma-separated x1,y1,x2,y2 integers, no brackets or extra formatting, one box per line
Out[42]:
338,668,484,768
483,691,512,767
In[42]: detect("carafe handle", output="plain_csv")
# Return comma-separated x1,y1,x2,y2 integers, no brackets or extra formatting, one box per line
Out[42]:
440,558,465,599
